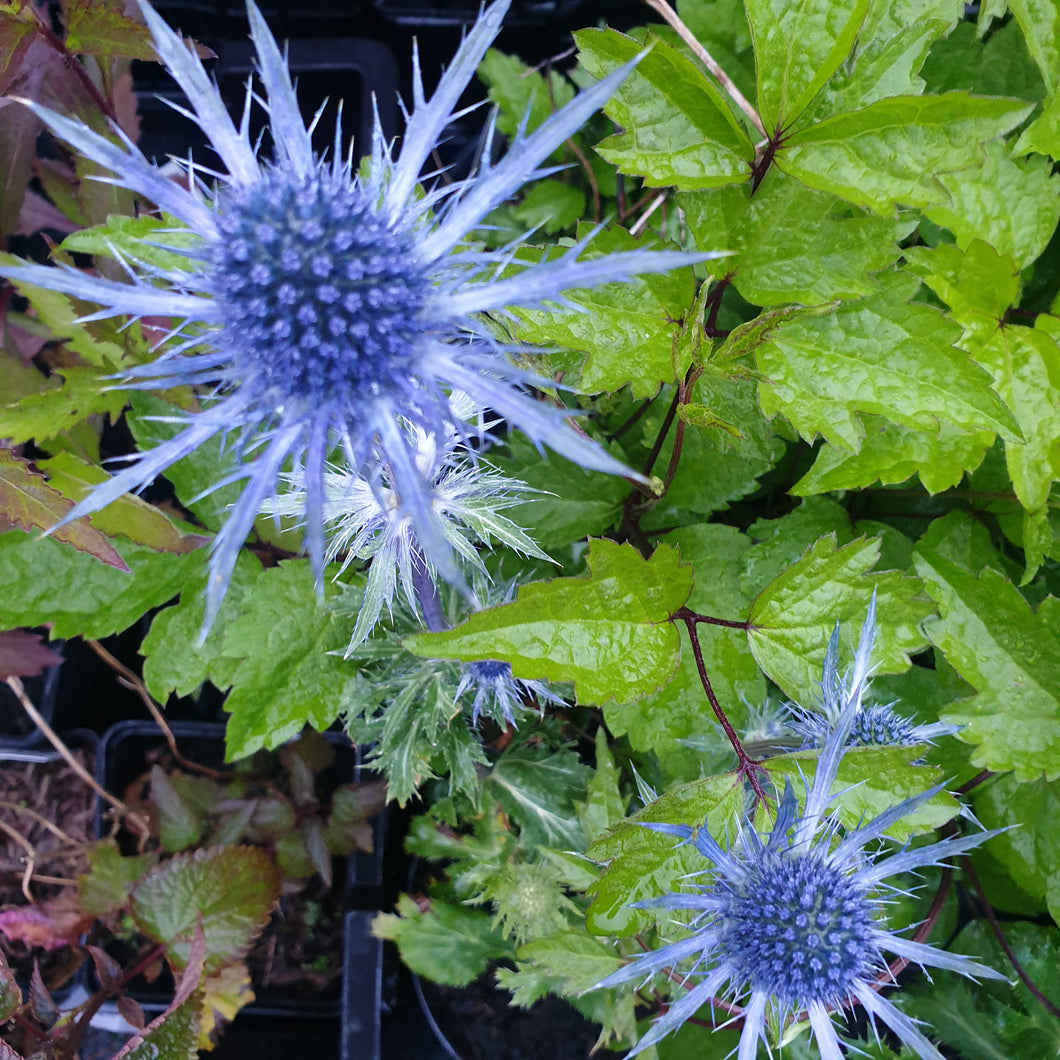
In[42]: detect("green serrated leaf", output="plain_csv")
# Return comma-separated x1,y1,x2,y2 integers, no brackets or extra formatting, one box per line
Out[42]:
740,496,853,598
372,895,513,986
905,239,1021,327
510,930,626,999
511,179,586,235
141,552,262,701
405,540,692,706
922,140,1060,269
574,28,753,190
679,171,906,307
748,534,930,704
811,12,958,117
586,774,742,936
754,273,1019,449
1009,0,1060,92
793,417,993,495
78,840,157,917
218,561,358,760
60,212,204,272
507,225,697,397
914,550,1060,782
488,434,627,551
0,528,203,638
0,363,129,445
484,741,588,848
1015,86,1060,157
969,324,1060,511
477,48,575,162
746,0,869,129
973,773,1060,922
922,19,1045,102
778,93,1032,215
130,845,282,973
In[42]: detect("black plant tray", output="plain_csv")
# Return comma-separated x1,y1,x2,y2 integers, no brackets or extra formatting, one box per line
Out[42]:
93,719,386,1019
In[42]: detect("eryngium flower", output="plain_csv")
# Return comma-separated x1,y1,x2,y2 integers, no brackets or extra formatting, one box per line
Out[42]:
787,620,958,750
454,658,564,726
264,396,547,651
1,0,711,630
593,601,1004,1059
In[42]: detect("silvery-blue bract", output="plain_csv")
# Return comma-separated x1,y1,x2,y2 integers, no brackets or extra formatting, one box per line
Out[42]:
594,600,1005,1059
1,0,712,631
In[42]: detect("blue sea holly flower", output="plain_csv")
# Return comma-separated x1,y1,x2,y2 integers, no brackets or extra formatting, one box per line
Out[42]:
454,657,565,726
788,616,958,751
593,601,1005,1060
1,0,713,631
263,394,549,651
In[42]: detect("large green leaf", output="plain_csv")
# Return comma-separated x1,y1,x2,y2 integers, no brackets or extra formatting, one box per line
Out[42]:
405,540,693,706
792,417,993,495
745,0,869,130
753,274,1019,449
969,324,1060,511
914,550,1060,782
574,28,754,190
905,239,1021,328
218,561,359,760
923,141,1060,269
585,774,743,935
809,3,961,118
507,225,698,397
973,773,1060,922
678,171,906,306
372,895,513,986
476,49,575,164
489,434,626,552
748,534,930,704
130,845,282,973
140,553,263,702
778,93,1032,215
0,528,203,638
1009,0,1060,91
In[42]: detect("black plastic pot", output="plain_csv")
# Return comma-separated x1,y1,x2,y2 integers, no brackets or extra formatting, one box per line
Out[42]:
341,911,383,1060
94,719,386,1020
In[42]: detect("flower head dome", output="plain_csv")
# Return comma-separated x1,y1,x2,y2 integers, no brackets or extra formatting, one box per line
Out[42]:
593,599,1004,1059
2,0,712,631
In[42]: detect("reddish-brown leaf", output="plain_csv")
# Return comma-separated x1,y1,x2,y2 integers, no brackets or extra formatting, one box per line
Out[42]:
0,629,62,680
0,448,128,570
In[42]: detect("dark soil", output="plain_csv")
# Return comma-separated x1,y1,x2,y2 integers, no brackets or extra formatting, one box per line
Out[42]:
0,747,95,993
246,872,347,1003
422,973,599,1060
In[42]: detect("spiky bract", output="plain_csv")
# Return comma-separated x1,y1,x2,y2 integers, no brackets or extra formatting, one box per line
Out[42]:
1,0,713,631
593,599,1004,1060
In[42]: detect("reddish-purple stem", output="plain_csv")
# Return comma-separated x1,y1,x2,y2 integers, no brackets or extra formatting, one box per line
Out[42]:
680,615,767,801
963,858,1060,1018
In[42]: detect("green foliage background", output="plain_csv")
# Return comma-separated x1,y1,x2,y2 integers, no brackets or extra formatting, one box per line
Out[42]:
1,0,1059,1055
